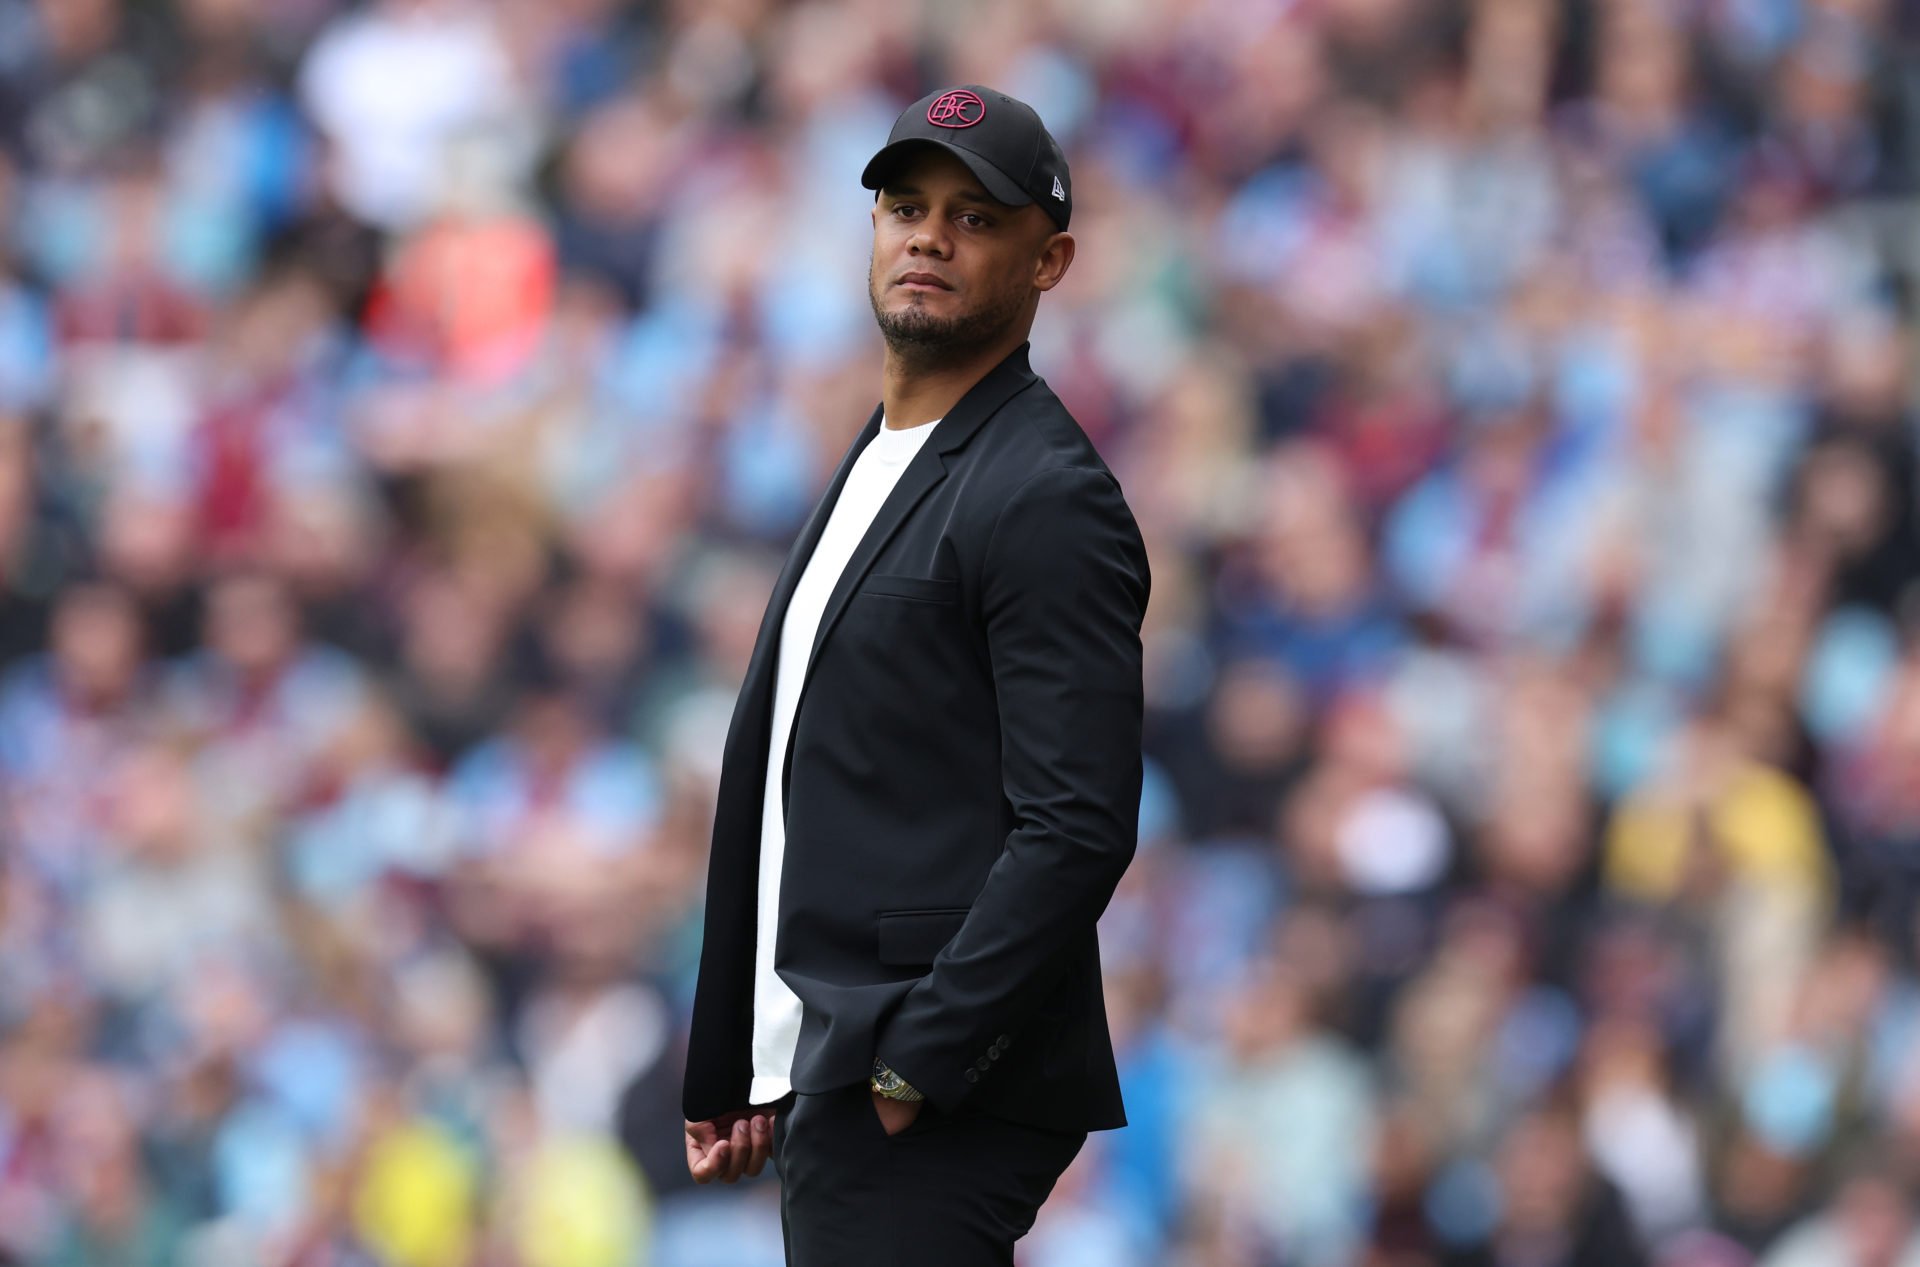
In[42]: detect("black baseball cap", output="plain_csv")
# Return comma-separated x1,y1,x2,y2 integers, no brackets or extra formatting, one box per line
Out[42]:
860,85,1072,231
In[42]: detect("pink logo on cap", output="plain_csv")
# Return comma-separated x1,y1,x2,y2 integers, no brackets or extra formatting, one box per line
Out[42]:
927,89,985,128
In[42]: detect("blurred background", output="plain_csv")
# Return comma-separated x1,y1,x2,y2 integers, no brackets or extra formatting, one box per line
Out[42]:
1,0,1919,1264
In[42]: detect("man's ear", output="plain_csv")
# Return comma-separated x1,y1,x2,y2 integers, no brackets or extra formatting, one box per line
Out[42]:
1034,231,1076,292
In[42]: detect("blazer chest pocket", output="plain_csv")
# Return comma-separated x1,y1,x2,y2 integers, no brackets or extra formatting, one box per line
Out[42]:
860,574,958,604
877,907,969,965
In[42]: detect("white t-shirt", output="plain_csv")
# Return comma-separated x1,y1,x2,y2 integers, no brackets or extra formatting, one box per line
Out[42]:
749,414,940,1103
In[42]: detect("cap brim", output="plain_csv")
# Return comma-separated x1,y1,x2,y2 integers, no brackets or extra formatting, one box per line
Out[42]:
860,139,1033,208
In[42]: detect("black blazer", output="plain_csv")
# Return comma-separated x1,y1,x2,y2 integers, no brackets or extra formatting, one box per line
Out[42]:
682,343,1150,1134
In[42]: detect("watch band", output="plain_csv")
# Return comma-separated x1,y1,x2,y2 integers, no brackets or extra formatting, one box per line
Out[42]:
871,1057,925,1102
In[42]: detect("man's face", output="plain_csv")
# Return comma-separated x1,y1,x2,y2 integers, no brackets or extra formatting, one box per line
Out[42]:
868,146,1068,367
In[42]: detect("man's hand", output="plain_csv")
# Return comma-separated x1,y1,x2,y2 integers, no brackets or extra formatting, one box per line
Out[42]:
871,1091,923,1137
685,1109,776,1183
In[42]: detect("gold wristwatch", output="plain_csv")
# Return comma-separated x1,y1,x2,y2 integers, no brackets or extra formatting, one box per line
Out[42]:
871,1057,925,1102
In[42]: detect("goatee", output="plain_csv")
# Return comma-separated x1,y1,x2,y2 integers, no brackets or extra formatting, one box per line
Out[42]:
869,267,1026,374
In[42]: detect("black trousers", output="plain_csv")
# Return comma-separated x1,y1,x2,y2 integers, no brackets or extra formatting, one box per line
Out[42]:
771,1083,1086,1266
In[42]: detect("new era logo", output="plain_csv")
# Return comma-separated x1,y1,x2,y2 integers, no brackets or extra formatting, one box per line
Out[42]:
1051,175,1065,200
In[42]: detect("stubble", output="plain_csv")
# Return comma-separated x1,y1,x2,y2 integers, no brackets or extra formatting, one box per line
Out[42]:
868,261,1028,376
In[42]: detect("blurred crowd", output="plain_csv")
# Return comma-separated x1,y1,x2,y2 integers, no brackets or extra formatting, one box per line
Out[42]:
1,0,1919,1263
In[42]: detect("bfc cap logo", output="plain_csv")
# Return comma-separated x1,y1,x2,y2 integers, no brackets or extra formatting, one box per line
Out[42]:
927,89,985,128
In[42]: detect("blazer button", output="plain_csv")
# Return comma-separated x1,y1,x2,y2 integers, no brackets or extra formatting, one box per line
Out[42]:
988,1048,1001,1060
997,1035,1012,1047
964,1068,979,1084
975,1057,991,1072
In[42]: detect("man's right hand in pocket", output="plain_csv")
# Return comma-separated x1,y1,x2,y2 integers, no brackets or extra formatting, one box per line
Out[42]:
685,1109,776,1183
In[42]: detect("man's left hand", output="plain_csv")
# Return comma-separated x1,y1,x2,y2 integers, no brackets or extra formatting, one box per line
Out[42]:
871,1091,923,1136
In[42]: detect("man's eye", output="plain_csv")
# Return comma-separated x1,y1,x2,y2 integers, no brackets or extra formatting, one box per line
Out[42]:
893,205,920,218
959,213,987,228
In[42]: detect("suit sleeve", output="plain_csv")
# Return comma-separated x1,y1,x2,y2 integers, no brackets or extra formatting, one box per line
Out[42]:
875,464,1149,1111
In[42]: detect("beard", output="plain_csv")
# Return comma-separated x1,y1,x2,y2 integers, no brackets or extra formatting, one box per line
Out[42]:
868,263,1028,374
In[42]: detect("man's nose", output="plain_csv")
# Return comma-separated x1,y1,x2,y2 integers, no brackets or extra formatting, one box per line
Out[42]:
908,226,950,258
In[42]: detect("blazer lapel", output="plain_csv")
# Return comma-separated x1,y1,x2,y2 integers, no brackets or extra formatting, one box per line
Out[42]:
778,343,1040,814
801,342,1039,685
722,403,882,789
767,406,883,651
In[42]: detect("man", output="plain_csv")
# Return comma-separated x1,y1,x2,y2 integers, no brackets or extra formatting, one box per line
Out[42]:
682,84,1150,1266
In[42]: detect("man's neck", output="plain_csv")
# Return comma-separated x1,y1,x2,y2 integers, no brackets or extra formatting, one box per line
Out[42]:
878,334,1026,430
